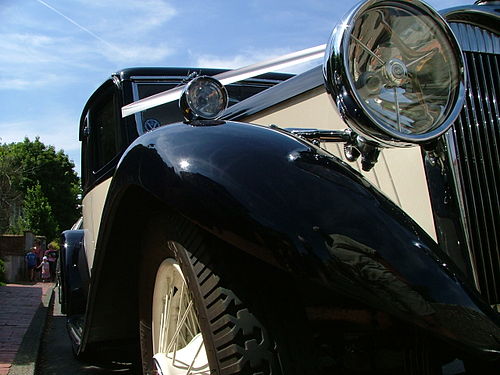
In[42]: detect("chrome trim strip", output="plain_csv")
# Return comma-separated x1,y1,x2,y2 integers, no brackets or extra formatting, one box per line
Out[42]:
444,18,500,301
457,110,487,292
121,44,326,118
122,85,184,118
449,23,500,53
447,46,500,301
467,53,497,299
475,54,500,205
471,52,499,264
444,129,480,289
285,128,351,142
488,53,500,124
464,53,491,293
129,76,186,81
475,53,500,299
213,45,325,86
129,75,285,86
443,4,500,35
222,65,324,121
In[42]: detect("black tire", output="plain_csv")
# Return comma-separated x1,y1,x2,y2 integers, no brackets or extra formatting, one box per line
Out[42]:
138,213,314,375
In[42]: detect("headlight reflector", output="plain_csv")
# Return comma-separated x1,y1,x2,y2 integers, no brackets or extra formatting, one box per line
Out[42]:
324,0,465,146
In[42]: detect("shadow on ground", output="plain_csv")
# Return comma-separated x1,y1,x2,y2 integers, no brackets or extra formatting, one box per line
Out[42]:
37,289,136,374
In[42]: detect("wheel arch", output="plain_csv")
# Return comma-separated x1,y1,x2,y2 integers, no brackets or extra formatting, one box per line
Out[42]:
80,120,500,360
80,184,183,354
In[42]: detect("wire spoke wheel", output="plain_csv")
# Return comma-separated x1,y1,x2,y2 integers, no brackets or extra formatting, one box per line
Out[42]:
139,214,311,375
152,255,209,375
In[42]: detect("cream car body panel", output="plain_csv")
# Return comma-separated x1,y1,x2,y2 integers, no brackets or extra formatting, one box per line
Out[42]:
242,86,437,240
82,177,112,272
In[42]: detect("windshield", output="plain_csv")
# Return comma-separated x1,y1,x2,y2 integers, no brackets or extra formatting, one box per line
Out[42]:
133,80,282,134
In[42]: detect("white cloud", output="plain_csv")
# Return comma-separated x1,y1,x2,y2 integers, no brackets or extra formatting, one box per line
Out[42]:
70,0,178,41
101,42,175,65
0,32,100,67
196,54,255,70
0,29,175,91
0,32,99,91
0,0,181,92
195,47,293,69
0,75,62,90
195,47,322,74
0,33,59,65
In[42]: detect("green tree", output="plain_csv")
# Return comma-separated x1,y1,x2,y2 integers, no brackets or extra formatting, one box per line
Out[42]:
0,146,23,232
0,137,80,237
19,182,59,241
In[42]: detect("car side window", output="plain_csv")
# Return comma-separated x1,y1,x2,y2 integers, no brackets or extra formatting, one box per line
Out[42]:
92,93,118,171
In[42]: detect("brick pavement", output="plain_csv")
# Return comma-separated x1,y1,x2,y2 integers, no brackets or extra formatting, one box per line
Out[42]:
0,283,53,375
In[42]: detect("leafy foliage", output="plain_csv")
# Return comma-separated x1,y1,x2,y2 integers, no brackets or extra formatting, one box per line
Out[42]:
0,148,23,231
19,183,59,241
0,137,80,240
48,240,60,251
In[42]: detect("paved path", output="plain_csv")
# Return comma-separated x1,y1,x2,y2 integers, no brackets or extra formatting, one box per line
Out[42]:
0,282,53,375
37,287,135,375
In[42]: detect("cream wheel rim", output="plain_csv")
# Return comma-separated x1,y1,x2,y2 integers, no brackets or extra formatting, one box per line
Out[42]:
152,251,209,375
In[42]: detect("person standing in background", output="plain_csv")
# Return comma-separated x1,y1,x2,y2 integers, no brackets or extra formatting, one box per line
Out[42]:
25,248,37,282
45,243,58,282
33,239,43,265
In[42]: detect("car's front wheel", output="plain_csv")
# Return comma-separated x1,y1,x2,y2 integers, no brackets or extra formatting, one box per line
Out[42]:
151,255,208,374
138,213,313,375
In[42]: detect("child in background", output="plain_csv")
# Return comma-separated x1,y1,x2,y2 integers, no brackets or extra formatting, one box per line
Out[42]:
37,256,51,282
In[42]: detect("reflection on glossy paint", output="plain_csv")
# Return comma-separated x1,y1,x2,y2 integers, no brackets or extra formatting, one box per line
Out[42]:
179,159,190,170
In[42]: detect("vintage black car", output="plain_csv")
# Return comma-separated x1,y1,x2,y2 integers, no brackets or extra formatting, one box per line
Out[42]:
60,0,499,374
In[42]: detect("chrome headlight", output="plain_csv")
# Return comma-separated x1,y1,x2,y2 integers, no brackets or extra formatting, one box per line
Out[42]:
323,0,465,146
179,76,228,122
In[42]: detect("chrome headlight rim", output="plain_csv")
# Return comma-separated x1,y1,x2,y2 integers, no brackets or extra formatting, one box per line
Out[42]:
323,0,466,147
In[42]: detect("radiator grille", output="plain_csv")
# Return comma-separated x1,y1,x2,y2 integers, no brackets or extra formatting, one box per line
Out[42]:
448,22,500,305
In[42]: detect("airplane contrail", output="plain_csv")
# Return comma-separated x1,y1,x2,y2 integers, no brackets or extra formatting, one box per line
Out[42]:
35,0,120,52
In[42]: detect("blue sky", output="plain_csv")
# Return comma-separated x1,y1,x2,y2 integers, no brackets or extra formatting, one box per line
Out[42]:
0,0,464,175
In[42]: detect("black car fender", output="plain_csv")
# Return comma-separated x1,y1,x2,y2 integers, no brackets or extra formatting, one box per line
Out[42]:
82,120,499,358
59,229,86,315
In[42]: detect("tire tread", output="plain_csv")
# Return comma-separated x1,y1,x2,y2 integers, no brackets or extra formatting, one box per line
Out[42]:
139,213,305,375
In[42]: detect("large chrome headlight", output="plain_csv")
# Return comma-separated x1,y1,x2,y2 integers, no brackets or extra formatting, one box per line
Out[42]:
323,0,465,146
